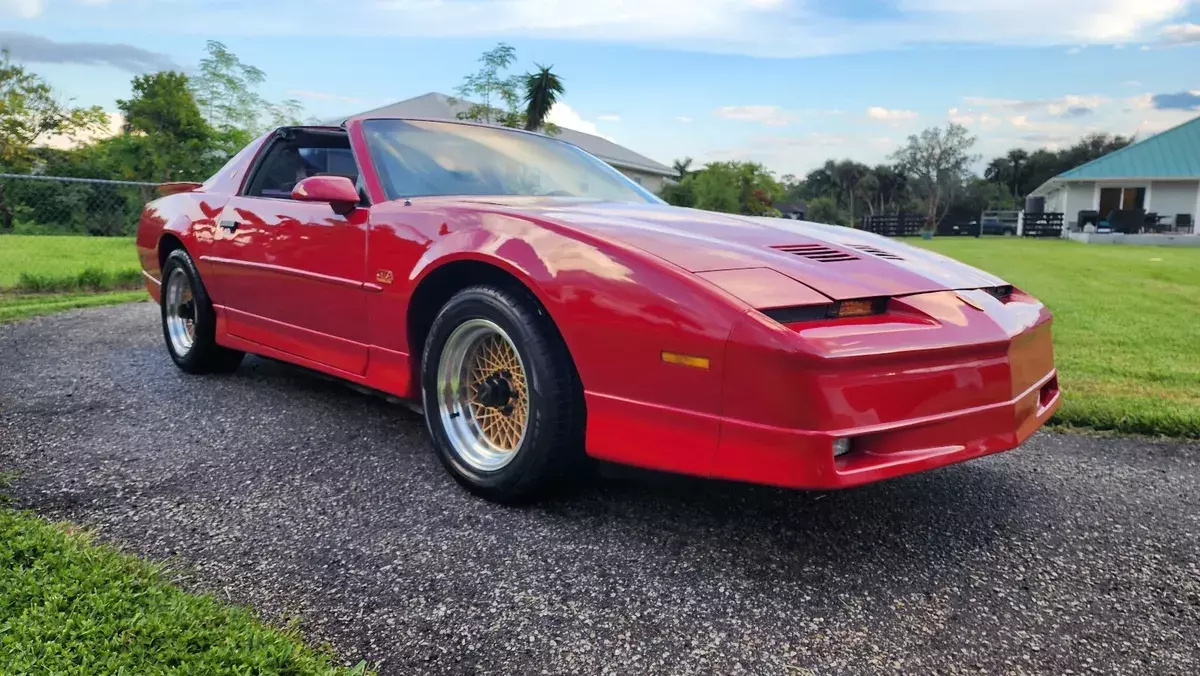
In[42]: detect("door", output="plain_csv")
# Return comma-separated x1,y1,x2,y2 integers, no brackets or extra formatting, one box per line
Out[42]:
206,132,370,375
1098,188,1121,220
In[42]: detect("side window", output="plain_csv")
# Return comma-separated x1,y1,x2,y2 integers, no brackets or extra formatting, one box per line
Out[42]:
245,142,307,198
243,136,360,199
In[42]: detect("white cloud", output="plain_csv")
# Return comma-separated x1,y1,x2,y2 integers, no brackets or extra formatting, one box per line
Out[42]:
675,116,694,123
546,101,612,139
33,0,1194,58
866,106,918,122
964,94,1108,117
947,107,1000,128
1160,22,1200,43
0,0,43,17
597,114,622,122
1123,80,1142,86
713,105,794,126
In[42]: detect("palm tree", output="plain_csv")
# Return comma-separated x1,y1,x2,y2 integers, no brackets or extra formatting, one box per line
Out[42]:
985,157,1012,187
833,160,869,227
523,65,565,131
672,158,693,181
1006,148,1029,198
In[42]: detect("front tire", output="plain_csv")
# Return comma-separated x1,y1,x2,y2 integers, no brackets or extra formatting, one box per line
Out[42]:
160,249,244,374
421,285,585,502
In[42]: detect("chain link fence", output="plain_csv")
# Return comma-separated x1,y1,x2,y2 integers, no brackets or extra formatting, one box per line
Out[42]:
0,173,158,237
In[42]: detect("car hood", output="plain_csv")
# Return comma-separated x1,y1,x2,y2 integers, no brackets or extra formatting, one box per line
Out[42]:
450,197,1007,301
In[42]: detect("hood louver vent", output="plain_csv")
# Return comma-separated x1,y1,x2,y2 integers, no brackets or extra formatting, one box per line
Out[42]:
848,244,905,261
771,243,859,262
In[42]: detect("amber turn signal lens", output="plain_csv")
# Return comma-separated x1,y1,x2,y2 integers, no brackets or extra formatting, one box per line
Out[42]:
661,351,711,370
831,299,877,318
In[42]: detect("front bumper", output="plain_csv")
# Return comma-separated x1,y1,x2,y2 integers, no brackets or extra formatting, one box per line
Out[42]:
584,288,1061,490
712,369,1060,489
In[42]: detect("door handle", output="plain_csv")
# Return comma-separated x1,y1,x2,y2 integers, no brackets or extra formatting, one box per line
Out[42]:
219,220,239,232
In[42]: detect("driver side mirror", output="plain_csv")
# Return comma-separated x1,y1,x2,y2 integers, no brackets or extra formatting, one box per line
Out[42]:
291,176,360,216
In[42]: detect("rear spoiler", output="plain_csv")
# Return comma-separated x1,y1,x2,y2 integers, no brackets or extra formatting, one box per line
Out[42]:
157,181,203,197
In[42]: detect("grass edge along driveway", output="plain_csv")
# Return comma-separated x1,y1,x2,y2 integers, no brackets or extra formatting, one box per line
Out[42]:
0,504,369,675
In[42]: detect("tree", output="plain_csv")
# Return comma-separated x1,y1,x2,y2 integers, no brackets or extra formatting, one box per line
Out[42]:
870,164,909,214
831,160,870,226
117,71,214,182
0,49,107,167
854,171,880,217
523,65,564,131
984,156,1012,187
190,41,265,132
454,43,523,126
682,161,785,216
890,122,978,225
266,98,306,129
805,197,843,225
1005,148,1029,199
189,41,305,135
800,163,836,202
658,179,693,208
672,157,693,181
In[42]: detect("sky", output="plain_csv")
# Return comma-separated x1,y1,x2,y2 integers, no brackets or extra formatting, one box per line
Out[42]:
3,0,1200,177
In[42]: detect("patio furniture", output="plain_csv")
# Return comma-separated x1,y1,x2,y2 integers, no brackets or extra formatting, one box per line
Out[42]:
1077,210,1099,232
1109,208,1146,234
1144,212,1170,233
1176,213,1194,234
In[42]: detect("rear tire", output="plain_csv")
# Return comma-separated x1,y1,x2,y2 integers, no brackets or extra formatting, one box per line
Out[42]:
421,285,585,502
160,249,244,375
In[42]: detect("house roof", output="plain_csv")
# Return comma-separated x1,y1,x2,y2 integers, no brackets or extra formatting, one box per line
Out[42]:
1032,115,1200,194
330,93,674,178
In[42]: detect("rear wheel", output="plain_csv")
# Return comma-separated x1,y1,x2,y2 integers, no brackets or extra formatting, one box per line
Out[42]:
160,249,244,374
421,285,584,502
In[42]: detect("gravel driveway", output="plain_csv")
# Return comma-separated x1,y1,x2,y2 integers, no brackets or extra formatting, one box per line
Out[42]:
2,302,1198,675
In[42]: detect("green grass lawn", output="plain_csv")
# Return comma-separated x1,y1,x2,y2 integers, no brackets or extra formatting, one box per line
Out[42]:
0,234,141,291
0,507,366,675
0,234,146,324
916,237,1200,437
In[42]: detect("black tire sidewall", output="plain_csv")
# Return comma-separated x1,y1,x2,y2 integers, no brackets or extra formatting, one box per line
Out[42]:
421,287,570,499
160,249,228,373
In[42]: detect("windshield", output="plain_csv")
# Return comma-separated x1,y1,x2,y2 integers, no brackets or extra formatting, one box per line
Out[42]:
361,119,661,204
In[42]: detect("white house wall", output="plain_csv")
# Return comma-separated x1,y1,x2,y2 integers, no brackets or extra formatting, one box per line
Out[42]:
1060,182,1096,226
1148,180,1199,220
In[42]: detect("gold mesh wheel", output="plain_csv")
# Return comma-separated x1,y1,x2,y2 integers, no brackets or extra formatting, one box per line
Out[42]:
436,319,531,471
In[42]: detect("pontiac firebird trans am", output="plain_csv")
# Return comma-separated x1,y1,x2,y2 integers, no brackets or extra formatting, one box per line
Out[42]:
136,118,1061,502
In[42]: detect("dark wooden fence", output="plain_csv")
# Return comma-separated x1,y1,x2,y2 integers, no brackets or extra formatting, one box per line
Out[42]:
860,211,1066,239
1022,212,1064,238
859,213,925,237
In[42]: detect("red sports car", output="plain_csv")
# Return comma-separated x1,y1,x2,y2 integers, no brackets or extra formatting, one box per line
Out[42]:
136,118,1060,501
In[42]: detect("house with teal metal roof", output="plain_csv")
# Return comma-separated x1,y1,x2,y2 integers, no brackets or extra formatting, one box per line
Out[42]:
1031,115,1199,234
